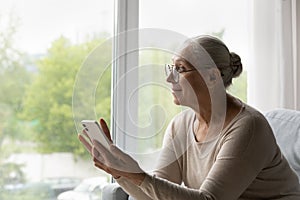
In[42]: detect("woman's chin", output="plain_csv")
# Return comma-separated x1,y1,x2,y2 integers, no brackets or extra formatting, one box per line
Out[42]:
173,99,181,105
173,96,183,106
172,93,184,106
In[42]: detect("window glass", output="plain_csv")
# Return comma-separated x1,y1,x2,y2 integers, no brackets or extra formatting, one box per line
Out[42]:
0,0,113,199
137,0,249,169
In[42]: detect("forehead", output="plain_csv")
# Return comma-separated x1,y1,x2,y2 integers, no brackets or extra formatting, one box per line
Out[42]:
171,55,195,68
171,55,187,63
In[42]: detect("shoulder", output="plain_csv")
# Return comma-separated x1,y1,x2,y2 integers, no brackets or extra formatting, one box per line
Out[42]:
225,104,276,145
219,104,277,158
165,108,195,139
171,108,195,124
232,104,271,132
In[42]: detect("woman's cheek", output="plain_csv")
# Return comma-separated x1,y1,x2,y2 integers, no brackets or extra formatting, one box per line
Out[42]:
172,91,182,105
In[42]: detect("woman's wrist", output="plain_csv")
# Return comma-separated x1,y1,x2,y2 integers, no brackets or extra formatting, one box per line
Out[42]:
130,172,146,186
113,175,121,179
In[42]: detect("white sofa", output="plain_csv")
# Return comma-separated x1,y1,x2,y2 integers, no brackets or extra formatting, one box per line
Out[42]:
264,109,300,179
102,109,300,200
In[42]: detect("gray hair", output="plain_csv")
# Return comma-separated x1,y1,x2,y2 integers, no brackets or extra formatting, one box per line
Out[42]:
192,35,243,88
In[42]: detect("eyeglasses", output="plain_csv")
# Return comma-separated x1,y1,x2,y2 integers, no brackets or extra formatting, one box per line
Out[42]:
165,64,197,83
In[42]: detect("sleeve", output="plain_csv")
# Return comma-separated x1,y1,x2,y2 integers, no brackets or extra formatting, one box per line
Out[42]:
153,120,183,184
137,115,276,200
116,177,153,200
115,118,184,200
139,174,214,200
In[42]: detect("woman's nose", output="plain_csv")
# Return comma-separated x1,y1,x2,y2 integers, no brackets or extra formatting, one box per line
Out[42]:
166,71,176,83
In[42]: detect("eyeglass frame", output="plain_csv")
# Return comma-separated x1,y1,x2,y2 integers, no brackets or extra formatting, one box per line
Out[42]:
164,64,197,83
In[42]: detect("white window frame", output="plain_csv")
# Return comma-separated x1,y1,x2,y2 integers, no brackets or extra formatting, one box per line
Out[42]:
111,0,139,152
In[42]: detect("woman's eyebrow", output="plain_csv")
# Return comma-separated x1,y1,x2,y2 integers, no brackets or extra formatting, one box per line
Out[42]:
172,58,187,64
176,58,186,62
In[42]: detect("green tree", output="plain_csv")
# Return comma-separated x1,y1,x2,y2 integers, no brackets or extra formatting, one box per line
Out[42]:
0,12,33,199
138,49,181,150
0,13,32,146
21,36,111,156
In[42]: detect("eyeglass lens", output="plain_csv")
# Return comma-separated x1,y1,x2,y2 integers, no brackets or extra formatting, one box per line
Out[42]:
165,64,179,82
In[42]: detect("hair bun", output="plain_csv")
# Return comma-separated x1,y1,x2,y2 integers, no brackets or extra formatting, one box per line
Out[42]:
230,52,243,78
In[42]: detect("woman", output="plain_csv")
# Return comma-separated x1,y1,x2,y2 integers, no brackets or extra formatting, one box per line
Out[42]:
79,35,300,199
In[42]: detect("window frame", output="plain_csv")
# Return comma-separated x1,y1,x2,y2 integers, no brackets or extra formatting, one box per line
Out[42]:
111,0,139,151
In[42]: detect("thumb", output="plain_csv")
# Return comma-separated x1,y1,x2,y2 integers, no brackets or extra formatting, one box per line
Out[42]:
110,144,122,155
99,118,112,142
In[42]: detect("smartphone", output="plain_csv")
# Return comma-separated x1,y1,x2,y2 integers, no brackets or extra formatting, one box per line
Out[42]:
81,120,111,150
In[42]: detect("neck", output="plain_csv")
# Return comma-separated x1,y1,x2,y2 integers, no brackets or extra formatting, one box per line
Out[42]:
195,106,211,126
193,93,243,142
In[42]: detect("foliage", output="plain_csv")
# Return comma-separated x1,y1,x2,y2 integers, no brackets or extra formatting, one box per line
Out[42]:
0,13,33,197
138,50,182,150
0,11,112,158
0,13,32,146
21,36,112,156
0,162,25,184
0,13,33,187
0,13,22,70
0,163,25,200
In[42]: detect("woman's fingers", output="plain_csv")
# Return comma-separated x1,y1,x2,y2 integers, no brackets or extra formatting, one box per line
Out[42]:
92,140,113,164
92,139,108,153
91,140,144,182
82,129,91,142
93,158,111,173
110,145,131,162
99,118,113,142
78,133,92,154
92,147,121,178
110,144,124,156
94,160,121,178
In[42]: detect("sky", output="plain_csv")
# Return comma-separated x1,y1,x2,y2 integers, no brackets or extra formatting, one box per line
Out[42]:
0,0,249,60
0,0,114,54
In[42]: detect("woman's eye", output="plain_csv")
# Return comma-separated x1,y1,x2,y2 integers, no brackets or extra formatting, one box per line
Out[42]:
176,66,185,73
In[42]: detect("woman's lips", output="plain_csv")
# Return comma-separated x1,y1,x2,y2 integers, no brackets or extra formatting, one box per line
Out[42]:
171,84,182,93
172,88,182,91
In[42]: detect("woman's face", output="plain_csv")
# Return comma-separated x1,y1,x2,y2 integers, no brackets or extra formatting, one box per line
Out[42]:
166,55,210,110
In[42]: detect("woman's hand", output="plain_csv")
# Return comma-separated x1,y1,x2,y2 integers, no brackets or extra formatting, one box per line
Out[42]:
78,119,112,154
78,118,118,177
78,118,146,185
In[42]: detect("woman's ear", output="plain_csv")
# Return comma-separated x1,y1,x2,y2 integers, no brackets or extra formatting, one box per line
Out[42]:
207,68,220,87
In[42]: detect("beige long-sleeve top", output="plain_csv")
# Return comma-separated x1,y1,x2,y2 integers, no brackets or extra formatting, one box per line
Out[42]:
117,104,300,199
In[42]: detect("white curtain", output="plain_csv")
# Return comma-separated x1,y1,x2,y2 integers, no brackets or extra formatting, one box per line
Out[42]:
248,0,300,111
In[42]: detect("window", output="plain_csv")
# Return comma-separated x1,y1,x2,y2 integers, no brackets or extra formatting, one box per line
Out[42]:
139,0,249,102
1,1,251,197
0,0,113,199
116,0,250,170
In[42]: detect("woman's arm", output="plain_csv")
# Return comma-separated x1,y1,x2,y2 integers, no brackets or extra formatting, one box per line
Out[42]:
115,177,153,200
89,135,216,200
80,115,272,200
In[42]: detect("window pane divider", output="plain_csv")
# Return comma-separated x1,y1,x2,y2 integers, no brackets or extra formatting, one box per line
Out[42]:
111,0,139,151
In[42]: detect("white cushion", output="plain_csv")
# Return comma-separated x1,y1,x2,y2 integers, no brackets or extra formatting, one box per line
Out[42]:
265,109,300,180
